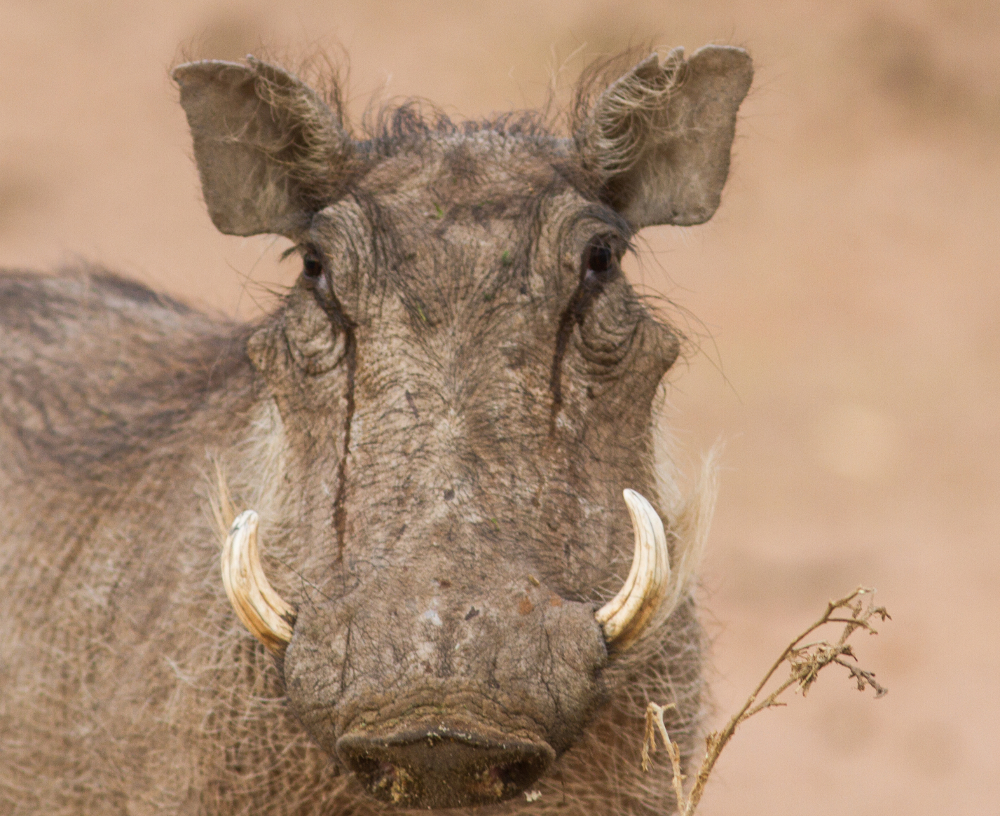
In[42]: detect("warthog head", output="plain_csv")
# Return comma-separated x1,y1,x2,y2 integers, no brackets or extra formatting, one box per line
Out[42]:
174,46,751,809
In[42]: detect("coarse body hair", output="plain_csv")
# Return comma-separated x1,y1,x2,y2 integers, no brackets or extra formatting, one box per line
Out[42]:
0,267,711,815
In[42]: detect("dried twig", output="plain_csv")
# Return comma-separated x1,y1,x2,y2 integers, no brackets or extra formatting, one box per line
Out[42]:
643,586,890,815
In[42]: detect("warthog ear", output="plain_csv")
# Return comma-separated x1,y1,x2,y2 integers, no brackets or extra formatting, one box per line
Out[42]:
579,46,753,229
173,57,354,236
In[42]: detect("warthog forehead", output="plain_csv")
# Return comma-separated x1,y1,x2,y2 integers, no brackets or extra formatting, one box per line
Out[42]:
361,129,574,195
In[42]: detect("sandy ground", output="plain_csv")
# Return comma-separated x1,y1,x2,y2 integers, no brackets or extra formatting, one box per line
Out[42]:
2,1,998,813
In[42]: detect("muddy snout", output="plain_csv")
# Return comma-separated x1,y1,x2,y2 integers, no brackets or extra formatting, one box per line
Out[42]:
337,726,555,808
284,568,609,808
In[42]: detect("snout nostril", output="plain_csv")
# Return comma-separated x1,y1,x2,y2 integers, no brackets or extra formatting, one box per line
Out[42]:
369,761,397,794
347,756,419,805
337,730,555,808
491,759,538,790
467,760,540,801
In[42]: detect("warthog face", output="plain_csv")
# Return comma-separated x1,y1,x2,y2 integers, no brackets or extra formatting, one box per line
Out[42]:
175,47,751,809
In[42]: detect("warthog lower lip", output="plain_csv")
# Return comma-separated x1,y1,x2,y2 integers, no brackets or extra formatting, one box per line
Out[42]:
337,725,555,809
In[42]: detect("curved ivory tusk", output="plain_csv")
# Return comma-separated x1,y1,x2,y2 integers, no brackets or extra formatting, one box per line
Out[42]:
595,489,671,648
221,510,296,653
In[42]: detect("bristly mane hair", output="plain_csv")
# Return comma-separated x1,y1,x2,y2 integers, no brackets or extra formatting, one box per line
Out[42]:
173,45,665,153
357,45,669,156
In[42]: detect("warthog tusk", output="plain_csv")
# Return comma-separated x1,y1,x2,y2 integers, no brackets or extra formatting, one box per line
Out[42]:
595,489,671,648
221,510,296,653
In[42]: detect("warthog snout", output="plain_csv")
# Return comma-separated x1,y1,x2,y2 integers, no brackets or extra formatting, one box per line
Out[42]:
338,727,555,808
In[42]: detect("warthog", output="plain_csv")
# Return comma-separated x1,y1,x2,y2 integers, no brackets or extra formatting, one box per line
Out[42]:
0,45,751,815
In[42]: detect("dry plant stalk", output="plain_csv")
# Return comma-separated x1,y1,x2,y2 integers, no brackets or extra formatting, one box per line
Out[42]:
642,586,890,815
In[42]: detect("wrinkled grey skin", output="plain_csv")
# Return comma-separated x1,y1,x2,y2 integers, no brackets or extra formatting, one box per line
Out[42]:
0,47,751,816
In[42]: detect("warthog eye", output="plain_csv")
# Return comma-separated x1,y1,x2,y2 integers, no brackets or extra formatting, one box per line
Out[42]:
298,245,338,305
588,242,612,275
581,236,621,288
302,253,323,279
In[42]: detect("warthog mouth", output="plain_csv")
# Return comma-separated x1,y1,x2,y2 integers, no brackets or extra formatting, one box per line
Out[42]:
337,723,556,808
222,490,680,808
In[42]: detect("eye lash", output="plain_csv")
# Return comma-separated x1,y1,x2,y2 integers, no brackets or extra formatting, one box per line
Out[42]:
281,244,326,274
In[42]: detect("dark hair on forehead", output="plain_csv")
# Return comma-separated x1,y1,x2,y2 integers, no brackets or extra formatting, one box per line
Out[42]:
360,99,558,154
350,99,605,207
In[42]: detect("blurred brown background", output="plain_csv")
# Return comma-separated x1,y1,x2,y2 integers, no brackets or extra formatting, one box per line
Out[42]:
2,1,997,812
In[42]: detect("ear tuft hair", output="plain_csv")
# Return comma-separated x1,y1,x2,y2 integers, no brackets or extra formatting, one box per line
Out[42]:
577,46,753,229
173,57,357,237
